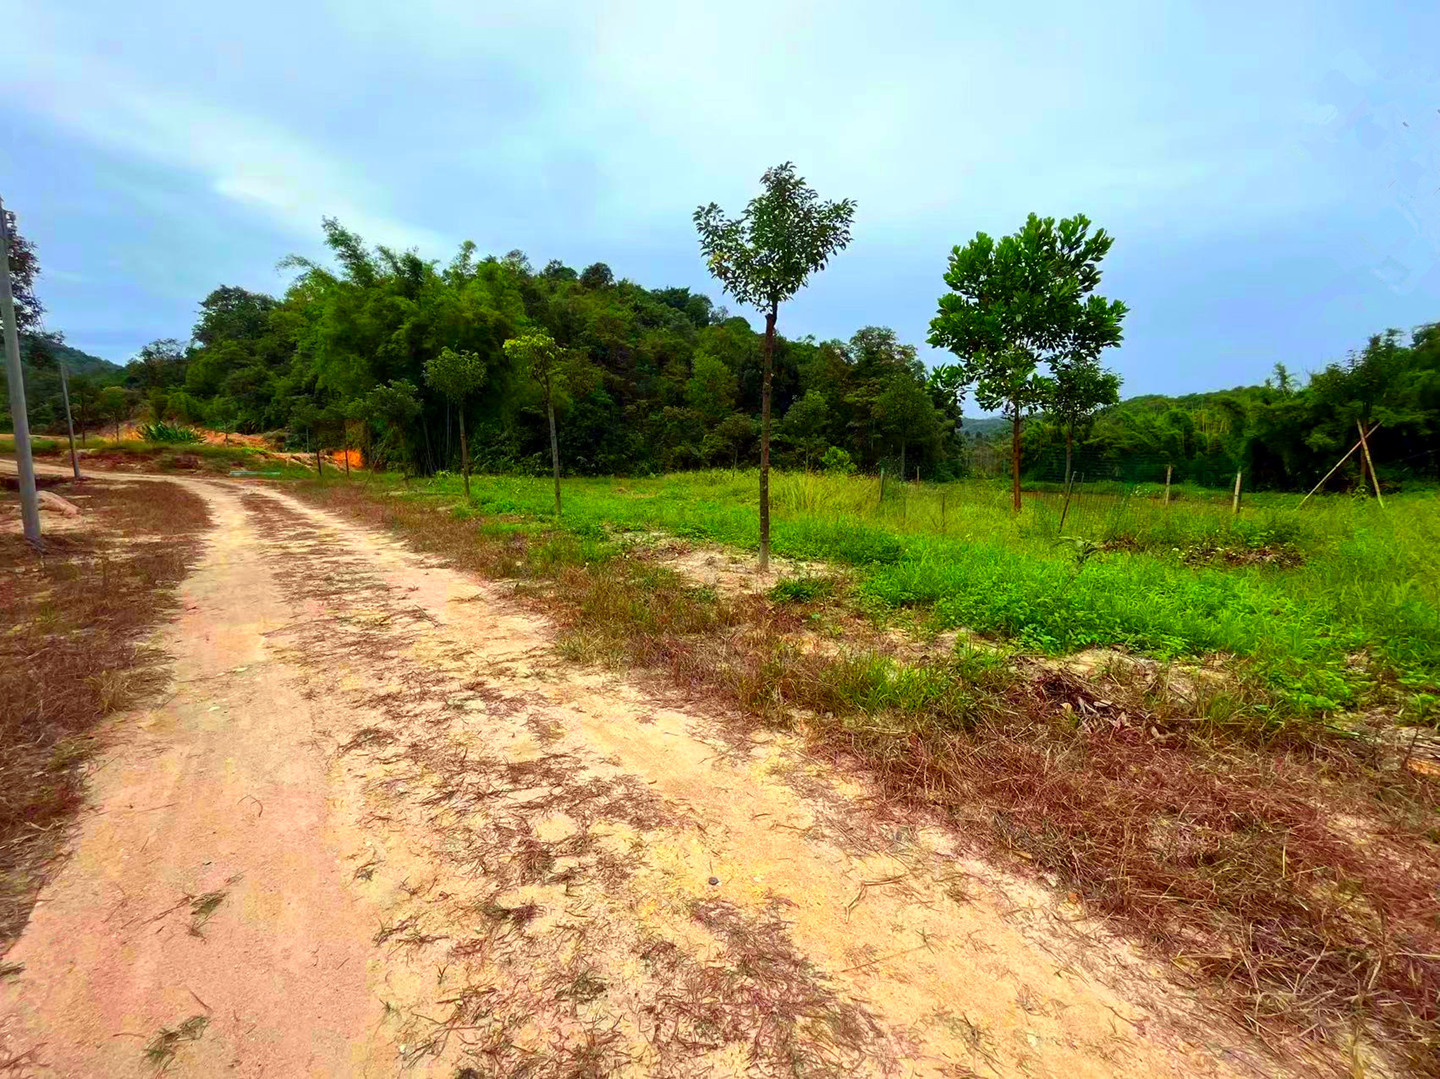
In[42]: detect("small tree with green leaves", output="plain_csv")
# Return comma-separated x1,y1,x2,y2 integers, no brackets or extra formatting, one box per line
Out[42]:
363,380,422,476
209,395,239,445
98,385,131,442
694,162,855,571
928,213,1126,512
503,332,577,515
781,389,829,470
423,347,487,498
1049,356,1121,484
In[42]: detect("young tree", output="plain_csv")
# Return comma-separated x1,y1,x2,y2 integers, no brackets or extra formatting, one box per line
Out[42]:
423,347,487,498
694,162,855,570
705,411,755,471
363,380,422,474
98,385,131,441
503,332,589,515
928,213,1126,512
1049,356,1121,484
69,373,94,444
874,373,939,480
780,389,829,469
209,395,239,445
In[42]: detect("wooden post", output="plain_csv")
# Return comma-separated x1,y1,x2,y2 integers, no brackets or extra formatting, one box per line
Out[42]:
1356,420,1385,509
941,491,946,534
1164,464,1172,506
878,467,885,510
1231,469,1242,515
1298,423,1378,507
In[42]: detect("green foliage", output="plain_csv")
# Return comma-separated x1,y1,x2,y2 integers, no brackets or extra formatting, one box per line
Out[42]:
136,421,203,444
693,162,856,314
386,468,1440,722
768,575,834,603
820,446,856,474
424,347,487,404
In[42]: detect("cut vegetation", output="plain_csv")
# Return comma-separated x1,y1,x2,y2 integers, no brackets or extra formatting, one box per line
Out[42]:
0,477,209,947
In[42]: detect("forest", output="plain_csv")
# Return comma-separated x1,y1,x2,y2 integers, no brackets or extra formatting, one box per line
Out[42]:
7,212,1440,493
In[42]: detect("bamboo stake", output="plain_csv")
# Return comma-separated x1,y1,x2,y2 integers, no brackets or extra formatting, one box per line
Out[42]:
1298,422,1379,507
941,491,946,534
1059,471,1076,532
1356,420,1385,509
1164,464,1172,506
1231,469,1242,515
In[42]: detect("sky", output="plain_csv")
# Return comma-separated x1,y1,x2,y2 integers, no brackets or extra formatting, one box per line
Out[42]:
4,0,1439,401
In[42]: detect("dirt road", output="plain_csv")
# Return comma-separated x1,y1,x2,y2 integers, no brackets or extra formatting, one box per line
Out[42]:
1,475,1281,1077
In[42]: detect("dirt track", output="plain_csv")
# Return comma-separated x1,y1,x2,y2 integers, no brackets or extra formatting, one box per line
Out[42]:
1,475,1286,1077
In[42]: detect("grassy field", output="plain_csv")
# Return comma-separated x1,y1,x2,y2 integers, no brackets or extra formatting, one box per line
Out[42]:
369,468,1440,726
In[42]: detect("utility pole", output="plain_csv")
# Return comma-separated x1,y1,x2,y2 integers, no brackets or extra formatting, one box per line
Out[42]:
0,195,41,546
59,357,80,480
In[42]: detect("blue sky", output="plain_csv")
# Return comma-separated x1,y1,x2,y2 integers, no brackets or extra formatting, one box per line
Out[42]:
4,0,1438,400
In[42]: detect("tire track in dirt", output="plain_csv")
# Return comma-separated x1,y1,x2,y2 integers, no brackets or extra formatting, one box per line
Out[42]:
3,475,1289,1077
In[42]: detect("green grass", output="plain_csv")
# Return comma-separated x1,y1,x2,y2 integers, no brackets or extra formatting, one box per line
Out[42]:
310,467,1440,720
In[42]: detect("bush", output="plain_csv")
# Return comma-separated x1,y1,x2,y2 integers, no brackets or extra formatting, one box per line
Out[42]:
137,421,203,444
819,446,856,474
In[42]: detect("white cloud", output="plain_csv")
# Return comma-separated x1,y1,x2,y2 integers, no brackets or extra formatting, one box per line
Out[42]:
7,9,449,253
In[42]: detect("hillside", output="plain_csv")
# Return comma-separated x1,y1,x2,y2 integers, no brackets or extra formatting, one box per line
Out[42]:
18,335,119,376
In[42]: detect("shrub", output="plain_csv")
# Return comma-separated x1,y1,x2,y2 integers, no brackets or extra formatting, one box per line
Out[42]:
137,421,203,444
819,446,856,474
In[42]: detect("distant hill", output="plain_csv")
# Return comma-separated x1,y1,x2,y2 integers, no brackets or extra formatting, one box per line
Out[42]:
18,335,120,376
960,415,1008,439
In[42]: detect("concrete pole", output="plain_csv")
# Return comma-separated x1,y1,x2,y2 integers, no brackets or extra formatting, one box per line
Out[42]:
0,195,41,546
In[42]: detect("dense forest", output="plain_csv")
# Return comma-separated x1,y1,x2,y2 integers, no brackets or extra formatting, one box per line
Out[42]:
6,214,1439,492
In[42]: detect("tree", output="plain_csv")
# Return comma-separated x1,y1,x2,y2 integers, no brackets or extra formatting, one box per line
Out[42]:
579,262,614,290
1049,356,1121,484
694,162,855,569
209,395,239,445
928,213,1126,512
69,374,94,444
3,205,43,333
685,350,738,426
874,373,940,480
98,385,132,441
781,389,829,469
503,333,570,514
424,347,487,498
705,411,754,470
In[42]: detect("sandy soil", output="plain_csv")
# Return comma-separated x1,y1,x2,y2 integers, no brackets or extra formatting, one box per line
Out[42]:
1,471,1297,1077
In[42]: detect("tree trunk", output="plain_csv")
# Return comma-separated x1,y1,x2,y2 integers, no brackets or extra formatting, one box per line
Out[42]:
900,440,906,485
315,433,323,479
547,379,562,516
458,406,470,499
1010,409,1022,514
759,304,777,572
1064,421,1074,487
342,422,349,476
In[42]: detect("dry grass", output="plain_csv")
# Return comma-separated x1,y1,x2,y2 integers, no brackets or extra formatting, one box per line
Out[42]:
294,482,1440,1075
0,479,209,949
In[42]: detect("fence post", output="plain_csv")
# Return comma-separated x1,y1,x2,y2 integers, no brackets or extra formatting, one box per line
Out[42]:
1059,471,1076,532
878,467,885,510
1231,469,1242,515
941,491,946,534
1164,464,1172,506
